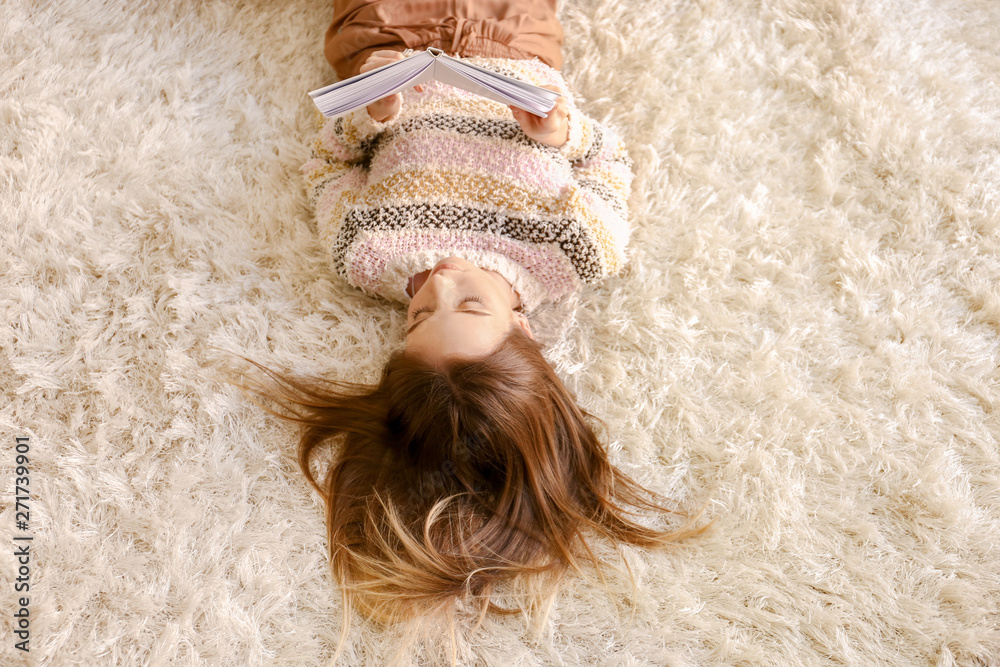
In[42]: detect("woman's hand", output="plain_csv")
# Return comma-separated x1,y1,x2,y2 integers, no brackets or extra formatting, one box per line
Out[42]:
361,50,424,122
509,86,569,148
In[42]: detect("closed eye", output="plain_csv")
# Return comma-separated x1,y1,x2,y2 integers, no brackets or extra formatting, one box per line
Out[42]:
407,295,490,334
409,295,485,319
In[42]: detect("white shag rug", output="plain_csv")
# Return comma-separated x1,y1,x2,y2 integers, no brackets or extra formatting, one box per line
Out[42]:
2,0,999,664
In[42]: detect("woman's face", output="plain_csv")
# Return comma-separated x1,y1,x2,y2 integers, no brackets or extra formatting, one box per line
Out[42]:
405,257,531,363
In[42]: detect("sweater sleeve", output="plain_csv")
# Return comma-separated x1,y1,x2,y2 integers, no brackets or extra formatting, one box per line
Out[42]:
300,108,388,265
557,109,635,277
513,63,634,278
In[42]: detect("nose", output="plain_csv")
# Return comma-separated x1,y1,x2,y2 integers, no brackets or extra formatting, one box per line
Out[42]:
421,270,458,298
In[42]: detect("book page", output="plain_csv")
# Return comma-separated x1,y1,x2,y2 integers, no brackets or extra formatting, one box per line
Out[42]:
309,52,434,118
436,57,559,117
309,49,561,119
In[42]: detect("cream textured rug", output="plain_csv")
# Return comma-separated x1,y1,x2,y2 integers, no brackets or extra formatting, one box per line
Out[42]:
2,0,999,664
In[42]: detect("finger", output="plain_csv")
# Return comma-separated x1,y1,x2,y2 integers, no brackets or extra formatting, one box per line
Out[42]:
360,51,405,73
371,50,405,60
369,93,399,111
360,58,395,73
516,107,542,123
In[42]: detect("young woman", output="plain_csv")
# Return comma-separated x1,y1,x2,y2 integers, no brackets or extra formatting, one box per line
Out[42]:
255,0,704,638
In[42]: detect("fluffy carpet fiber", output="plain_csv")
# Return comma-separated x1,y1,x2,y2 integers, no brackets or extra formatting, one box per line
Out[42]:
2,0,999,664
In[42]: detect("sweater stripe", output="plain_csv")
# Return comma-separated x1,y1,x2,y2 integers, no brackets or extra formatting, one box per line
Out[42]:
368,132,570,195
345,229,581,297
333,204,605,283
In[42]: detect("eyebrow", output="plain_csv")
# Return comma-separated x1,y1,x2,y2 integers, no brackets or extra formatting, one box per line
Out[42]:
406,310,492,335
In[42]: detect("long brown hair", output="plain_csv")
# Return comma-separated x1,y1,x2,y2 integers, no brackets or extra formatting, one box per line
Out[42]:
238,328,706,637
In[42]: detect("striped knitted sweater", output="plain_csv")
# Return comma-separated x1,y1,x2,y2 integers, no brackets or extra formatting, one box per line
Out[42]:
302,56,633,312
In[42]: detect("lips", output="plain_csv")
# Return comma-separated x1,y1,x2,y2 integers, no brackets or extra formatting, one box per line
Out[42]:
406,270,430,297
430,262,462,276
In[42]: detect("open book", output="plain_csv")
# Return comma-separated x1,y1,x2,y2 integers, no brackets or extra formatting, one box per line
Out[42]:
308,47,561,119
